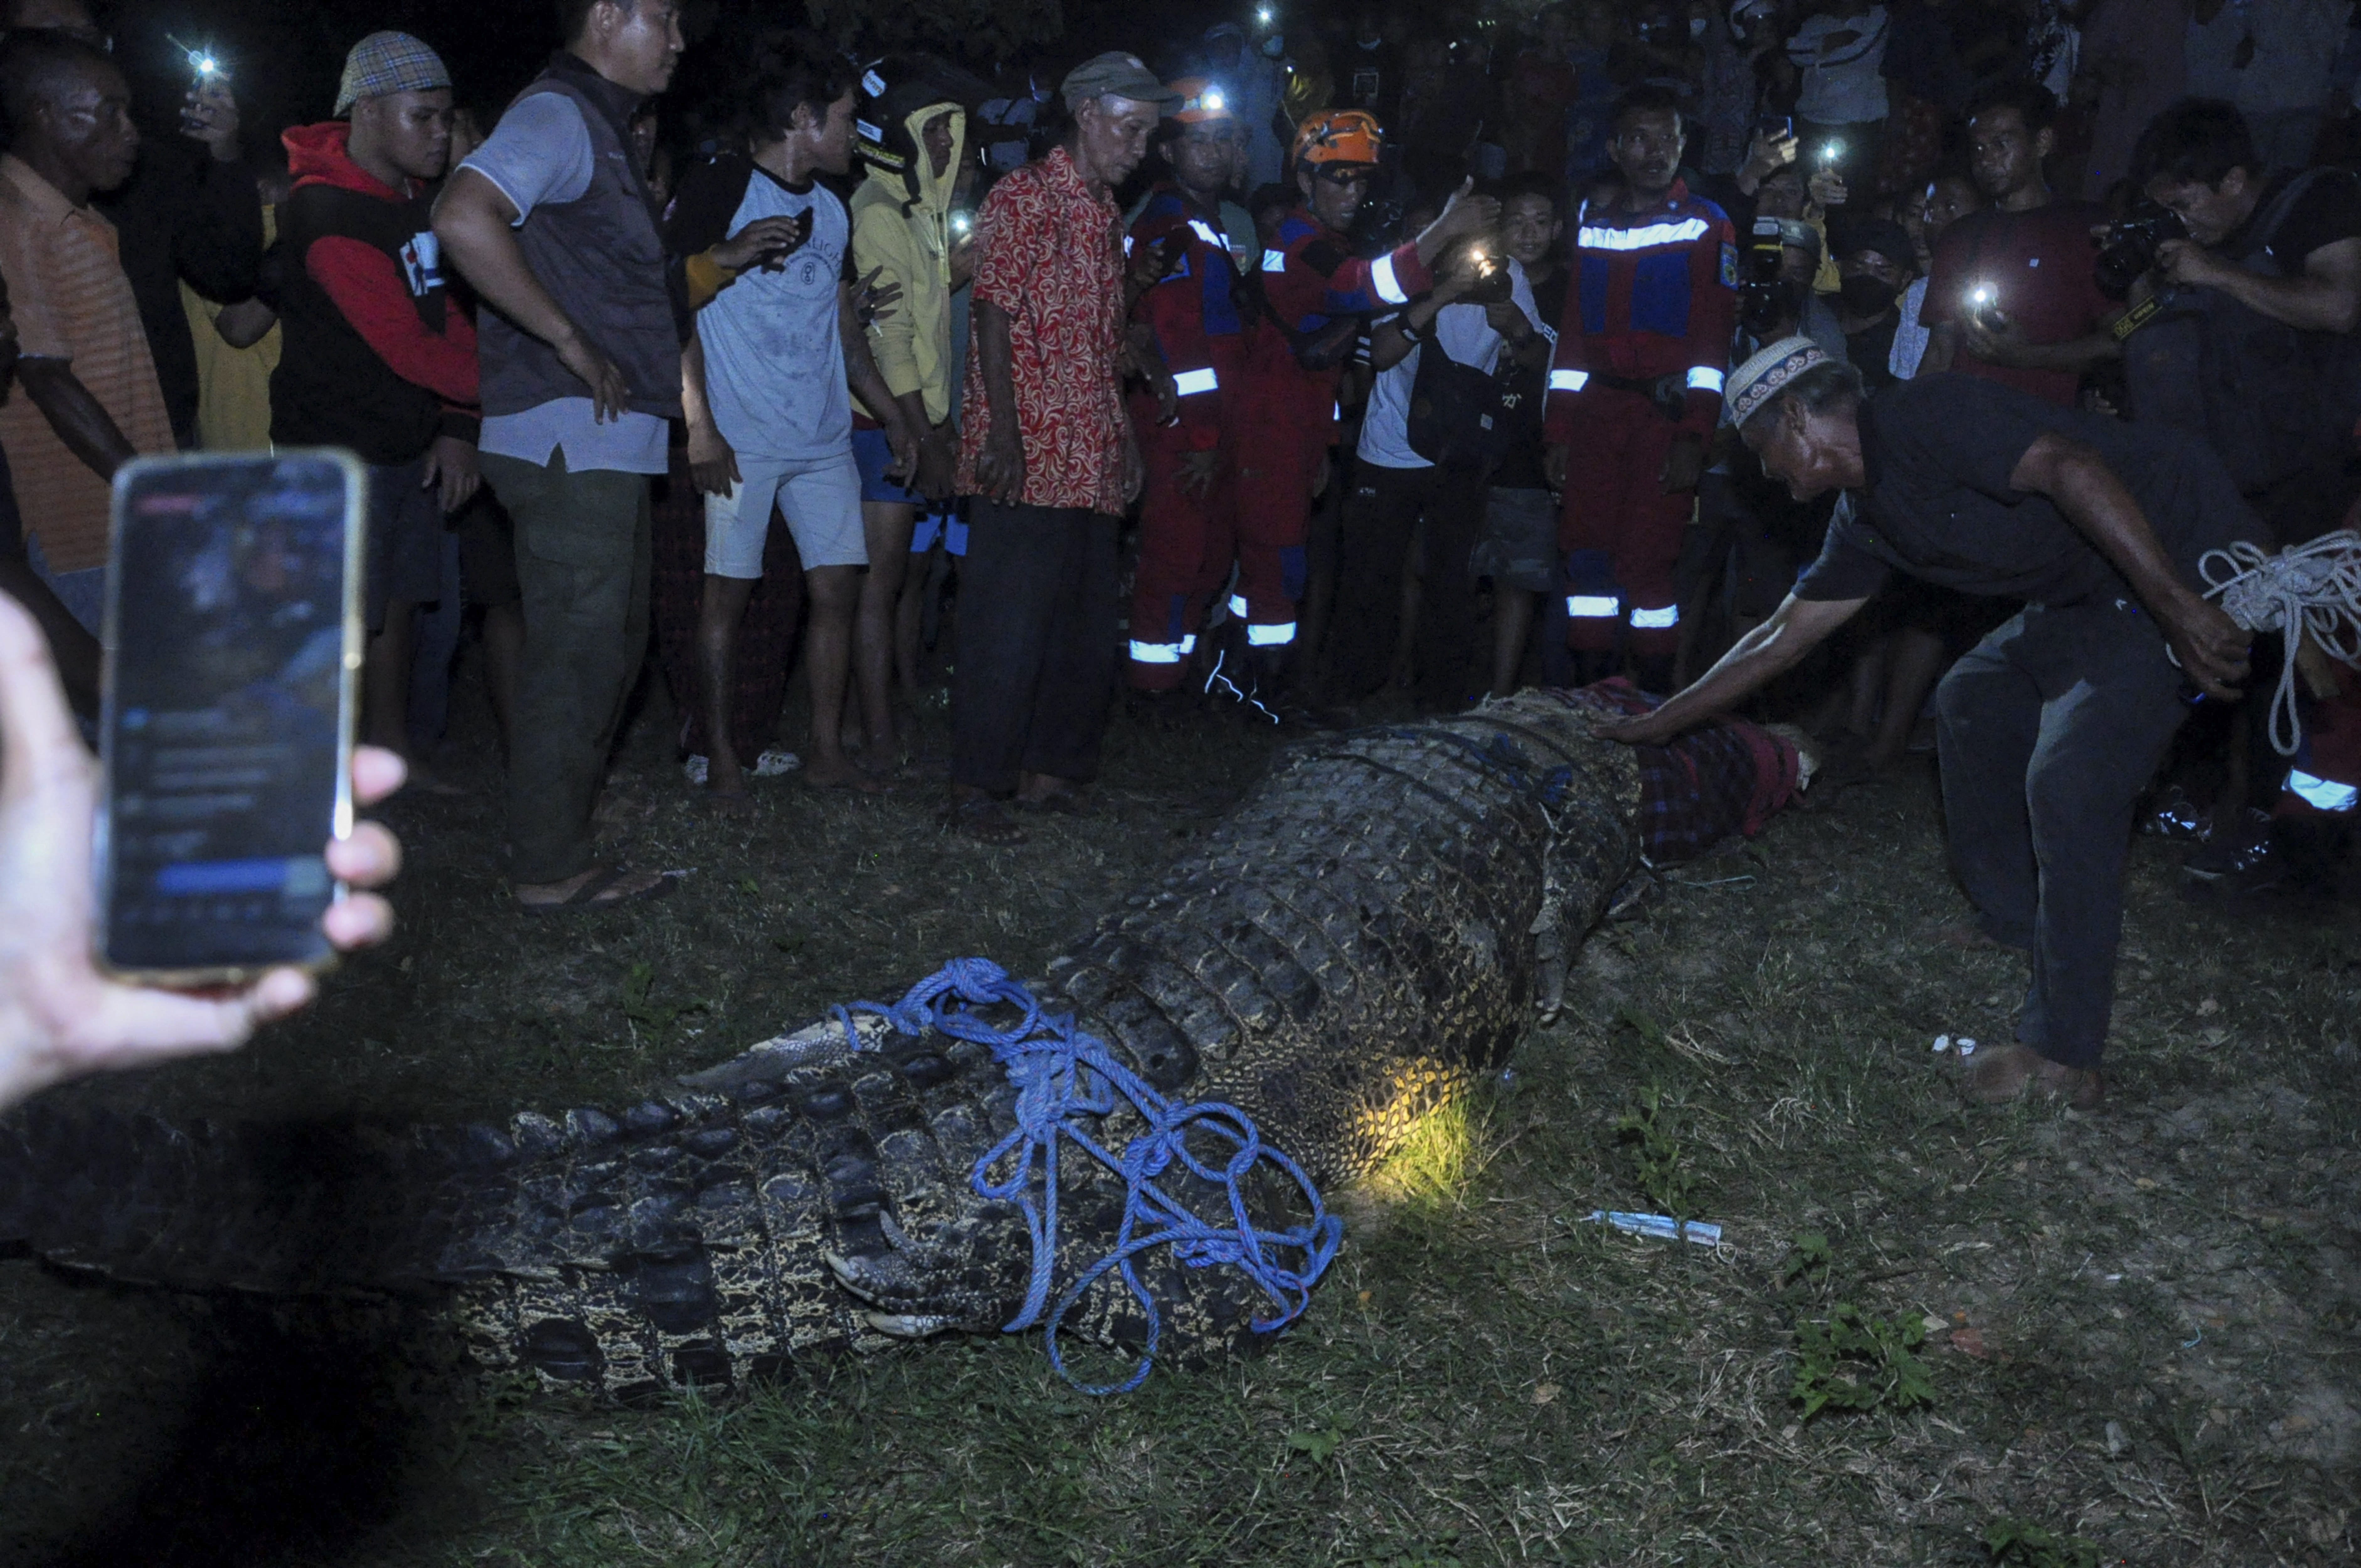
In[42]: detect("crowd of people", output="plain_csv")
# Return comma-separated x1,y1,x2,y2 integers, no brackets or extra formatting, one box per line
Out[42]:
3,0,2361,1110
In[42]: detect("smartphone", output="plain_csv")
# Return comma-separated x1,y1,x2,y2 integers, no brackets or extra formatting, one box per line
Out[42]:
96,451,365,985
1756,114,1794,142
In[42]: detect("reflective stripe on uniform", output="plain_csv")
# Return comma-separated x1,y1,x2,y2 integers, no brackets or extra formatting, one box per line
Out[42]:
1246,621,1298,646
1686,365,1725,393
1566,595,1622,618
1128,639,1185,665
1179,633,1197,655
1172,366,1220,396
1188,219,1223,247
1371,252,1409,305
1229,592,1251,618
1629,603,1680,629
1549,368,1590,392
1576,217,1711,251
1262,248,1287,273
2289,768,2360,812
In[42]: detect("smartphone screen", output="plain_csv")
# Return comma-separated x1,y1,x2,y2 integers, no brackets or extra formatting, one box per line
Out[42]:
97,452,363,981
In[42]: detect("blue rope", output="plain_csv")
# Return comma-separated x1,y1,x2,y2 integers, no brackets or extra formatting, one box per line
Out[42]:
1386,726,1573,807
831,958,1344,1394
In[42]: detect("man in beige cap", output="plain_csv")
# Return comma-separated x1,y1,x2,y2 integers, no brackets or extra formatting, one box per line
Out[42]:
1599,336,2265,1112
943,53,1175,842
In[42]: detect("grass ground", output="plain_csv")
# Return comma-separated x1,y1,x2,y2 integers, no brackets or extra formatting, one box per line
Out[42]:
3,657,2357,1567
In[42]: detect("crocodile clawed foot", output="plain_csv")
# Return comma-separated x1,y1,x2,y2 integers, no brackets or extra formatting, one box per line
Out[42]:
863,1310,958,1338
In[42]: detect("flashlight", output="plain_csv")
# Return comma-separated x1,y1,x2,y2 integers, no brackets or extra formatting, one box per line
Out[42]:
1968,284,1994,309
1257,5,1275,24
1203,88,1226,112
950,211,974,238
170,35,226,82
1819,141,1841,164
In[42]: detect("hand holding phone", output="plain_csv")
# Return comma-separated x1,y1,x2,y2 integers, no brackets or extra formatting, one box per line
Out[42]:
0,586,402,1114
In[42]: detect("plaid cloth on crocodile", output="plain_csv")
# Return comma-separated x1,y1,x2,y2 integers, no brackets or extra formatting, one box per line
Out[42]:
1558,679,1802,861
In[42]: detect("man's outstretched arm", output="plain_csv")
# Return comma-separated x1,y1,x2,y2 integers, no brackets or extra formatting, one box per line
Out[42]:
1595,591,1868,745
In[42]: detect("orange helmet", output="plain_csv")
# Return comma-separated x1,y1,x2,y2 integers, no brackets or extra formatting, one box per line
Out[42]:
1167,76,1235,124
1292,108,1383,174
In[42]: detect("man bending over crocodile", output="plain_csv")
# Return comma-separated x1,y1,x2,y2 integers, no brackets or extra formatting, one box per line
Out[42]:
1596,337,2267,1111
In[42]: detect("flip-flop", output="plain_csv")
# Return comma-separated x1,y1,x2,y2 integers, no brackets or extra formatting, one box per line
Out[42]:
516,865,675,917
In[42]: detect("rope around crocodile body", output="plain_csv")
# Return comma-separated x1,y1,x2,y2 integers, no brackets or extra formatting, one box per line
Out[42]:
2197,530,2361,756
834,958,1343,1393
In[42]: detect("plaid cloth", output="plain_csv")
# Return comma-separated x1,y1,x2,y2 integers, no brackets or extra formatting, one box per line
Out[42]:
651,444,806,762
1557,679,1801,862
336,32,451,116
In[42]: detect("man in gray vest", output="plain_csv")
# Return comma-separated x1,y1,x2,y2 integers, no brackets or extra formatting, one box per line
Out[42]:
433,0,683,914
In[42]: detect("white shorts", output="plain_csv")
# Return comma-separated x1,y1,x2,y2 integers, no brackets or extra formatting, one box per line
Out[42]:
703,449,867,578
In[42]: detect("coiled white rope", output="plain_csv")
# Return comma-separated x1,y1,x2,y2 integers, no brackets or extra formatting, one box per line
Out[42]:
2197,530,2361,755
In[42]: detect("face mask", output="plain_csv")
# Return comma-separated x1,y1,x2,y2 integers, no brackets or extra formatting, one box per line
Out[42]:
1690,16,1709,37
1839,274,1900,315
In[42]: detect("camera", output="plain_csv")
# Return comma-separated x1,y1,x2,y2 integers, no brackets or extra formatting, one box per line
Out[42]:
1737,218,1791,338
2094,204,2187,300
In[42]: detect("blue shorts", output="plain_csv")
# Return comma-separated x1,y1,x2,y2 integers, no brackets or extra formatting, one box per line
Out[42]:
852,425,924,505
910,507,968,556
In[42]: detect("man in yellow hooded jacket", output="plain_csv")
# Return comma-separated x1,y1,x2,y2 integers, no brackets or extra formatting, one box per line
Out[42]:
848,56,986,767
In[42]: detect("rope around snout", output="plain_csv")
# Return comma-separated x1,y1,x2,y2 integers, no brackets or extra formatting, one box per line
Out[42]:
2197,530,2361,755
833,958,1342,1394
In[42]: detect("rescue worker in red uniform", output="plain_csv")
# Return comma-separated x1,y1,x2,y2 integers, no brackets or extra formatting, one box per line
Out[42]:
1227,109,1496,707
1125,79,1250,693
1543,85,1737,692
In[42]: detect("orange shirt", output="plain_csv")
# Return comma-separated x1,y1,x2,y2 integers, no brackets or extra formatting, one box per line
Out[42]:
0,154,176,572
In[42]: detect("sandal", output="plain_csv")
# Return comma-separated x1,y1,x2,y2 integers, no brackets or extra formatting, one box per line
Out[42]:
939,794,1028,844
517,864,676,916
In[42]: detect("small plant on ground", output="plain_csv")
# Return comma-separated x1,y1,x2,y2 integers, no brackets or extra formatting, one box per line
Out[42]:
619,961,709,1049
1983,1517,2112,1567
1792,1301,1938,1420
1614,1083,1695,1217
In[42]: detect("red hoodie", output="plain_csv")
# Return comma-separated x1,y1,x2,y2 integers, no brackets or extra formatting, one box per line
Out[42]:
281,121,478,411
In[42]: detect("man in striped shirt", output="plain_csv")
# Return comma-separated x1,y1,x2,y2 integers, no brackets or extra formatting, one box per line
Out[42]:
1543,85,1736,693
0,30,176,634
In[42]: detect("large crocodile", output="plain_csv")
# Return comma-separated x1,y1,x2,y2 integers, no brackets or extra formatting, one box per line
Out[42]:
0,689,1798,1396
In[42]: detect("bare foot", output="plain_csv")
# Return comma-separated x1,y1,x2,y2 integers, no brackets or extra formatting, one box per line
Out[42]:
515,863,671,914
703,785,755,818
804,755,889,793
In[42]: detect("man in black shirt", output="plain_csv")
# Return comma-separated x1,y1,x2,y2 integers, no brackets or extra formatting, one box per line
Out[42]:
1600,337,2266,1110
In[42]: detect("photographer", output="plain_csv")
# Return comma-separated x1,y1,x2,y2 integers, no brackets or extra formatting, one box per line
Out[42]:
2125,98,2361,541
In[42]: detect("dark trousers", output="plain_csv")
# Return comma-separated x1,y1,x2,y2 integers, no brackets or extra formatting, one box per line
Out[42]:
1327,461,1484,707
1936,600,2188,1070
482,450,652,886
952,500,1117,793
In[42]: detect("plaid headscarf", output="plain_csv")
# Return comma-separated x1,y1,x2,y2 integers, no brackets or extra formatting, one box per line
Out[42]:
336,31,451,117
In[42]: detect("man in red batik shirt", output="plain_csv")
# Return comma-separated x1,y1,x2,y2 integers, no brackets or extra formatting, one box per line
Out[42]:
946,52,1172,843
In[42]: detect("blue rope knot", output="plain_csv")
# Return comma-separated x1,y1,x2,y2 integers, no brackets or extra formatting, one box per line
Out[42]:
1389,726,1573,807
832,959,1344,1394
